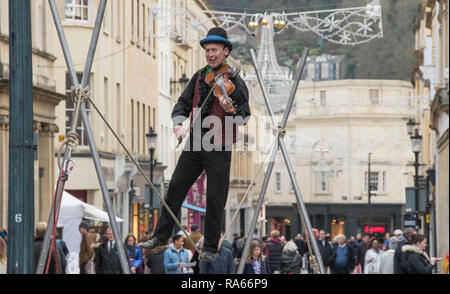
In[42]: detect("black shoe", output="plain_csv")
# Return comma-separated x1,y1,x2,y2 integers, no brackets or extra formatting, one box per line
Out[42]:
201,251,218,263
139,237,167,249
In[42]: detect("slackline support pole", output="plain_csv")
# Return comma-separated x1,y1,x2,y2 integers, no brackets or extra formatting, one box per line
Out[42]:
36,0,130,274
7,0,35,274
237,48,325,274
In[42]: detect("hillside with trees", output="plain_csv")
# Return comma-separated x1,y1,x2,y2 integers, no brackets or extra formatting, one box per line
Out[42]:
207,0,421,81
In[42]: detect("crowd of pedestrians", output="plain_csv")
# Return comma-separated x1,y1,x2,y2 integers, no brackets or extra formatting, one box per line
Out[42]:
0,224,448,275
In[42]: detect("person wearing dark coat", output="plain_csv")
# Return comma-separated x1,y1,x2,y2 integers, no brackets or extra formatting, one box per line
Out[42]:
317,230,332,273
265,230,283,273
402,234,440,274
356,234,370,273
140,27,251,265
200,246,235,274
146,245,168,274
243,240,271,274
330,234,355,274
95,228,123,274
394,227,417,274
293,233,308,256
231,233,239,258
280,241,301,274
33,222,66,274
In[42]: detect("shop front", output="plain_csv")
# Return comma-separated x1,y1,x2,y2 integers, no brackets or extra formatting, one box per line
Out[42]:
266,204,404,240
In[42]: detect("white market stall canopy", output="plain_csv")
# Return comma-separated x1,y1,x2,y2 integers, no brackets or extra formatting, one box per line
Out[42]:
57,191,123,255
58,191,124,223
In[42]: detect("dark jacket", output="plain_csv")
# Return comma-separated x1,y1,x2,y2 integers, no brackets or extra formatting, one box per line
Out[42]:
266,238,283,272
243,258,271,274
294,239,308,256
171,67,251,143
34,238,66,274
356,242,370,271
280,251,301,274
57,239,69,257
317,238,332,266
146,246,167,274
330,243,355,274
394,237,412,274
401,245,435,274
95,239,123,274
200,247,235,274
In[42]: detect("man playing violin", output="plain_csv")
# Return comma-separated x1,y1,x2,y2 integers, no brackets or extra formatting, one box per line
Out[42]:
141,27,250,263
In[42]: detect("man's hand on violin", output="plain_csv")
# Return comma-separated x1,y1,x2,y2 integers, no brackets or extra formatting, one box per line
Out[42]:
173,125,186,141
218,95,234,114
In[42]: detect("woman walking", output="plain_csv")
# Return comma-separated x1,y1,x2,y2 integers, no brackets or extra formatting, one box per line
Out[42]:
124,234,144,274
280,241,301,274
402,234,441,274
243,240,271,274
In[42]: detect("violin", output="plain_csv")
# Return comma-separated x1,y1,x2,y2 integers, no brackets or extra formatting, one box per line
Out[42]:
205,64,239,115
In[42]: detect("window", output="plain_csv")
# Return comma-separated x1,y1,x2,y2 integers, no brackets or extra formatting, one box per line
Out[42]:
131,0,135,41
329,62,336,80
41,1,47,51
365,172,380,193
142,104,146,154
103,77,109,146
314,63,322,81
317,171,328,193
116,83,121,149
137,101,140,153
65,72,92,146
137,0,140,44
148,8,151,52
148,106,151,129
275,173,281,192
131,99,134,151
65,0,89,21
153,108,156,128
152,18,157,55
115,0,121,41
320,91,327,105
142,3,146,50
370,89,379,105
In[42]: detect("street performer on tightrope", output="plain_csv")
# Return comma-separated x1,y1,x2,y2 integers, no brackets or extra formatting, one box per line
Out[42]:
140,27,251,263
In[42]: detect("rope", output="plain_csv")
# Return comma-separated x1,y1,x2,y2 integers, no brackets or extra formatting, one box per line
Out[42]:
57,85,91,171
45,171,66,274
300,216,320,274
87,97,198,251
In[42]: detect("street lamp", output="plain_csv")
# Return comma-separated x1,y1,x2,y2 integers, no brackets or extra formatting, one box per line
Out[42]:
170,73,190,95
409,126,423,231
410,129,423,153
406,119,417,136
146,127,157,232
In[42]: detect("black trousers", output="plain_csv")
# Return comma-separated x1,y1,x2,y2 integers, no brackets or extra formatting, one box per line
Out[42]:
154,150,232,253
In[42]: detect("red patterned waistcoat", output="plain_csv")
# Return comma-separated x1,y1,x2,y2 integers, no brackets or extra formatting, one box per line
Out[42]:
190,74,237,147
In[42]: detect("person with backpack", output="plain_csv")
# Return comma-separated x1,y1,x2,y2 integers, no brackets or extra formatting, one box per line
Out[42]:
393,227,417,274
280,241,301,274
265,230,283,274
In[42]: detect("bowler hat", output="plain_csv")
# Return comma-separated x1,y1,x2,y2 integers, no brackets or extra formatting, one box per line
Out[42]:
200,27,233,52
